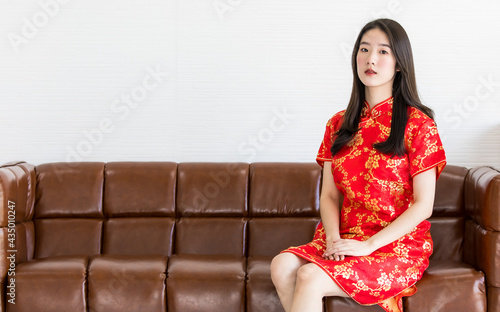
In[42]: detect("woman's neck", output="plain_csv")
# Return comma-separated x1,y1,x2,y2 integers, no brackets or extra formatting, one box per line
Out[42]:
364,87,393,109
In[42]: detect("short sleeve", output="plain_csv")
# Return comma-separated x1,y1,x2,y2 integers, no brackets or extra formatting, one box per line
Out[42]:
316,112,344,167
407,118,447,179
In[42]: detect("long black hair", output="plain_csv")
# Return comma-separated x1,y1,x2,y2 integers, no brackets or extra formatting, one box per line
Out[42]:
330,19,434,157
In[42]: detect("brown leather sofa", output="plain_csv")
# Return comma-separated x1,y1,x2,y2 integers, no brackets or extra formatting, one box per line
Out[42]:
0,161,498,312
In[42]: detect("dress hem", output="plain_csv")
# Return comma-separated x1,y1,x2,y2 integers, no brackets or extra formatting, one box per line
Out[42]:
281,249,419,307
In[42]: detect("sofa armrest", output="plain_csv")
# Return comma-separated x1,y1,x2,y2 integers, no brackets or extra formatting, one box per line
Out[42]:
464,166,500,311
0,161,36,311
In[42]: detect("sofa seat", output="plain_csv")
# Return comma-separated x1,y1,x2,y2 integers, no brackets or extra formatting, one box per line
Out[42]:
88,255,168,312
166,255,246,312
404,260,486,312
12,256,89,312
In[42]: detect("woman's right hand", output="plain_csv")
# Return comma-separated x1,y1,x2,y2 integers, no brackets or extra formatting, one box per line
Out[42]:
323,238,345,261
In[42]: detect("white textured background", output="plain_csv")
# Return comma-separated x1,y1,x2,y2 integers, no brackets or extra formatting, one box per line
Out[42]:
1,0,499,168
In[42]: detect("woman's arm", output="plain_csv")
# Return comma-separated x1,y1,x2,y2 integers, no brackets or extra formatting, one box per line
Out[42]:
319,161,345,261
329,167,437,258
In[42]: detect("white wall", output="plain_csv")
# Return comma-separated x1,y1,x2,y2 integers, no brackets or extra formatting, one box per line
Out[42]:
1,0,499,168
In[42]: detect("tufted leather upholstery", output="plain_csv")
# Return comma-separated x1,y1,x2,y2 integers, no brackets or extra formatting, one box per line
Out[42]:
0,161,498,312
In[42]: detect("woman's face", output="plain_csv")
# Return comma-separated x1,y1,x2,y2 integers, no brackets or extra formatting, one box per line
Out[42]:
356,28,398,93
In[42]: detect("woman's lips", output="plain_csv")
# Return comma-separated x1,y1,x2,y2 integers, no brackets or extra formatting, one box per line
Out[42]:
365,69,377,76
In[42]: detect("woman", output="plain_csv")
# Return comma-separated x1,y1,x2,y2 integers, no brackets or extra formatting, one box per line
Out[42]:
270,19,446,312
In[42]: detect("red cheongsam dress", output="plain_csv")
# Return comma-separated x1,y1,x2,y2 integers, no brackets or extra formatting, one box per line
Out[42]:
282,97,447,312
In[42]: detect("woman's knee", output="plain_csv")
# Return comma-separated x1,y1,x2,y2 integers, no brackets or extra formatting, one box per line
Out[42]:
295,263,320,285
295,263,335,294
271,253,290,278
295,264,347,298
270,253,302,284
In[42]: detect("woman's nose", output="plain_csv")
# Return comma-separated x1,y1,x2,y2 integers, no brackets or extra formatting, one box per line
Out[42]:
366,52,376,65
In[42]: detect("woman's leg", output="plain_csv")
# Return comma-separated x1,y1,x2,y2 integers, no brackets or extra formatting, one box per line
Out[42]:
290,263,349,312
270,253,307,312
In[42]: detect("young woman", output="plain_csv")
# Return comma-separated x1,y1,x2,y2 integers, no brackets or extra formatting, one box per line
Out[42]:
270,19,446,312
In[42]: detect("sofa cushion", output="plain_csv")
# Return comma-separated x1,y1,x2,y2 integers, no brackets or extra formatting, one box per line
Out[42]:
104,162,177,217
249,163,321,217
488,287,500,312
428,217,464,261
403,260,486,312
433,165,468,217
175,217,246,256
88,255,168,312
34,218,103,258
246,256,284,312
34,162,104,218
167,254,245,312
10,256,88,312
102,217,175,256
247,218,319,257
325,297,384,311
177,163,248,217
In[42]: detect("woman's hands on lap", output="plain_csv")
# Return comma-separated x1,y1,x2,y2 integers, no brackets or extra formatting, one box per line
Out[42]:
323,238,376,261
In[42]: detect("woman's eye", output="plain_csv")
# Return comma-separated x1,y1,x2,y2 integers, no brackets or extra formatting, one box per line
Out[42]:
360,48,368,52
380,50,388,54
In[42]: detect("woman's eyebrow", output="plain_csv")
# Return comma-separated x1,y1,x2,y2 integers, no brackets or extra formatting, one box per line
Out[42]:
360,42,392,48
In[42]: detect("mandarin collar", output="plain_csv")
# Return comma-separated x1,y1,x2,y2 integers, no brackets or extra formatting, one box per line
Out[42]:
361,97,393,120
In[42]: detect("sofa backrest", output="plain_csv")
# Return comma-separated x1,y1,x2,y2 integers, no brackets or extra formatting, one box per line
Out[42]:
34,162,105,258
429,165,468,261
247,163,321,257
175,162,249,256
103,162,177,255
30,162,468,261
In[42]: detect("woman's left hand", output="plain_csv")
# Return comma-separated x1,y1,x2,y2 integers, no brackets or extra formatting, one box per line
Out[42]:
326,239,377,258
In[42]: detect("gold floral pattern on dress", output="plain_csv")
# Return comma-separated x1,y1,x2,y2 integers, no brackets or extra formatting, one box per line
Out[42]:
282,97,446,312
